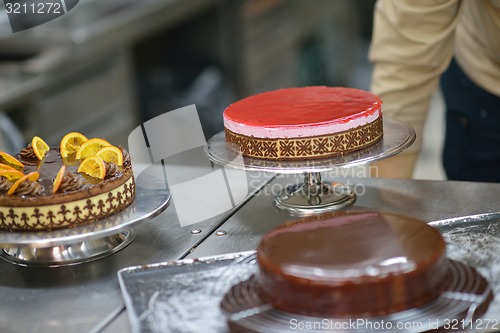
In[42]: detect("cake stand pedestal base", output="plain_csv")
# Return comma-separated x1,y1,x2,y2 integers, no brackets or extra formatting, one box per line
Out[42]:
0,229,135,267
274,172,356,215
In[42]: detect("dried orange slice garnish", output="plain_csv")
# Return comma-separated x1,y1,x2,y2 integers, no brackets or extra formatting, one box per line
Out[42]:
75,138,110,160
0,151,24,170
7,171,39,195
60,132,88,158
52,165,66,194
0,163,17,171
77,155,106,179
32,136,50,160
95,146,123,166
0,169,25,181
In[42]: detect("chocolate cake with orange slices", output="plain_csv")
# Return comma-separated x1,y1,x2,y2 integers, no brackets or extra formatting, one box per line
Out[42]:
0,132,135,231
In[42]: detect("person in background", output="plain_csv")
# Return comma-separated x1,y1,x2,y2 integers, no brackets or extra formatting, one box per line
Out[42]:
369,0,500,182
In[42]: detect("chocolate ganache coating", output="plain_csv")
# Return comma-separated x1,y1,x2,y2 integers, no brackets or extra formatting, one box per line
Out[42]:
0,146,132,202
0,142,135,231
256,211,450,317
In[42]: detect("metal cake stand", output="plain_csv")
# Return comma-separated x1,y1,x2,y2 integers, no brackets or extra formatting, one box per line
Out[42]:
205,117,416,215
0,163,171,267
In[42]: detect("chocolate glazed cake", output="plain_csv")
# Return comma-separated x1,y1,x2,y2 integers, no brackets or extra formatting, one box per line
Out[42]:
256,211,451,317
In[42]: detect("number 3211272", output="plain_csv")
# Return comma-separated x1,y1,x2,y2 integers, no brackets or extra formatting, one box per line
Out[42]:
443,318,499,330
5,2,63,14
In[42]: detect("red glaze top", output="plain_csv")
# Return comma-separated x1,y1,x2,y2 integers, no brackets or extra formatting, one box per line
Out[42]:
223,86,382,127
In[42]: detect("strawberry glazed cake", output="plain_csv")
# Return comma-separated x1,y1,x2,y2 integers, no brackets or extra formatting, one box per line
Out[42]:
223,86,383,160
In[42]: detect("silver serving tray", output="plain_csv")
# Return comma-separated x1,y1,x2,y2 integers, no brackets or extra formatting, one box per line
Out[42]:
118,214,500,333
118,252,256,333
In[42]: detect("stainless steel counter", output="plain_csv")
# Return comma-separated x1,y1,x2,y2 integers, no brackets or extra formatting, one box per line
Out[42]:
185,175,500,258
1,173,499,332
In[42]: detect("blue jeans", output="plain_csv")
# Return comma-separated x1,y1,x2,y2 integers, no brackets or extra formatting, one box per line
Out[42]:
440,59,500,182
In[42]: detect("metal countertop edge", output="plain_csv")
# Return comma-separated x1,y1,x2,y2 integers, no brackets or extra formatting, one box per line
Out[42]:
429,211,500,226
175,174,276,261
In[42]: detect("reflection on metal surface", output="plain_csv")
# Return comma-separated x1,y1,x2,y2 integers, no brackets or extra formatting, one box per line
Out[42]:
131,105,250,227
215,230,227,236
191,228,202,235
117,252,254,333
432,213,500,321
1,229,134,267
274,172,356,215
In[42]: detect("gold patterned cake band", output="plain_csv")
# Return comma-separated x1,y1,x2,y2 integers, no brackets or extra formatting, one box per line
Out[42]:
225,116,383,160
0,178,136,231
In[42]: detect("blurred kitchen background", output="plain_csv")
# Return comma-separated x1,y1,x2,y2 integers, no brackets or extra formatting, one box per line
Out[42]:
0,0,445,179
